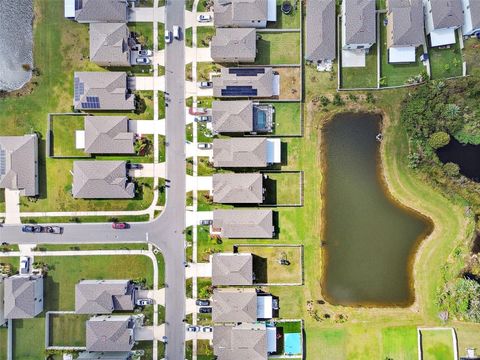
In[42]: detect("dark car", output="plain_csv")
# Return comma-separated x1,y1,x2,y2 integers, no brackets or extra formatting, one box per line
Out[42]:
199,307,212,314
196,299,210,306
200,219,213,226
127,163,143,170
112,222,128,230
22,225,43,233
45,226,63,234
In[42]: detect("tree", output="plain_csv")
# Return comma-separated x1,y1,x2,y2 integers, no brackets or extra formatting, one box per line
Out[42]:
443,162,460,177
427,131,450,149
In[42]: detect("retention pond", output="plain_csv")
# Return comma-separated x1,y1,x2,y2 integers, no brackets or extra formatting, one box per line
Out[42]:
322,113,432,306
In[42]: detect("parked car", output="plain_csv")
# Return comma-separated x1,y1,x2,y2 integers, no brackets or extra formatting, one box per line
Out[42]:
165,30,172,44
112,222,128,230
199,307,212,314
189,107,207,115
196,299,210,306
272,298,279,310
22,225,43,233
20,256,30,274
136,57,151,65
200,219,213,226
127,163,143,170
187,326,200,332
194,115,211,122
197,14,212,23
138,49,153,57
173,25,181,40
136,298,154,306
197,143,212,150
45,226,63,234
199,81,213,89
202,326,213,332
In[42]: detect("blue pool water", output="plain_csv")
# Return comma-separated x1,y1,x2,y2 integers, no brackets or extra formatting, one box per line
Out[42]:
284,333,301,355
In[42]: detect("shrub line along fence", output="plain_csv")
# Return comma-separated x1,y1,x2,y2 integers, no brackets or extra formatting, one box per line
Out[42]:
47,112,91,159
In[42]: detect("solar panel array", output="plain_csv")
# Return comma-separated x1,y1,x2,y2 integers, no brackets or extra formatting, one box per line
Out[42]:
229,68,265,77
81,96,101,109
75,0,83,10
0,148,6,176
74,77,84,101
221,86,258,97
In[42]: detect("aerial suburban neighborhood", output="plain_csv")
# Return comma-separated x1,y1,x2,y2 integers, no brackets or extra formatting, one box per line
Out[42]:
0,0,479,359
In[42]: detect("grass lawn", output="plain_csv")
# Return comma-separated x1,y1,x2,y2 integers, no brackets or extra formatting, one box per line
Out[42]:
420,329,455,360
197,122,213,143
0,327,7,360
187,157,215,176
187,190,213,211
270,102,301,136
463,38,480,77
237,245,302,284
37,255,155,310
197,0,211,11
196,225,227,262
341,45,378,89
0,257,20,275
185,27,192,47
13,318,44,360
382,326,418,360
187,62,220,82
197,27,215,48
49,313,89,346
158,22,165,50
197,340,214,358
129,22,154,49
255,32,300,65
277,67,302,100
50,115,88,157
428,35,463,79
379,15,426,86
264,171,302,206
268,0,301,29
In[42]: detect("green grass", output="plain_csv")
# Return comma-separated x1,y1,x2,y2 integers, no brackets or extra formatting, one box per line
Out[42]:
197,27,215,48
341,45,378,89
50,115,88,157
34,243,148,251
197,122,213,143
186,157,215,176
264,171,302,205
196,225,226,262
268,0,301,29
185,27,192,47
49,313,89,346
129,22,154,49
22,214,150,224
187,190,213,211
13,318,44,360
255,32,300,65
158,22,165,50
0,327,7,360
379,15,426,86
428,35,463,80
270,102,302,136
463,38,480,77
197,0,211,12
382,326,418,360
420,329,455,360
0,257,20,275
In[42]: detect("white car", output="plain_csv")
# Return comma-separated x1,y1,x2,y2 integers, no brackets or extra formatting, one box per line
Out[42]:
20,256,30,274
136,57,151,65
136,298,154,306
173,25,181,40
202,326,213,332
197,143,212,150
197,14,212,23
138,49,153,57
187,326,200,332
165,30,172,44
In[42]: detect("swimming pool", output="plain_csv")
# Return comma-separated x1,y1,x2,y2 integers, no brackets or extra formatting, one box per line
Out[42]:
284,333,302,355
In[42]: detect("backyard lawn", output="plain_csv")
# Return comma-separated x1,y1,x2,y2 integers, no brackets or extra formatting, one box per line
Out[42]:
271,102,301,136
50,115,88,157
263,171,302,205
463,38,480,77
237,245,302,284
197,27,215,48
341,45,378,89
277,67,302,100
428,36,463,80
255,32,301,65
268,0,301,29
49,313,89,347
0,327,7,360
382,326,418,360
13,318,44,360
420,329,455,360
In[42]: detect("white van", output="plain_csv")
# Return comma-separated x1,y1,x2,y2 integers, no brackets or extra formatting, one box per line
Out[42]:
173,25,180,40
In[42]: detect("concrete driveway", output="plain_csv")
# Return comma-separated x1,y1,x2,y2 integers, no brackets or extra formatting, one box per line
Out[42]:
129,120,165,134
186,210,213,227
137,288,165,306
186,142,213,158
186,175,213,192
130,76,165,91
185,262,212,279
136,326,154,341
184,11,214,27
185,81,214,97
128,7,165,22
129,163,166,178
185,47,212,64
4,189,21,225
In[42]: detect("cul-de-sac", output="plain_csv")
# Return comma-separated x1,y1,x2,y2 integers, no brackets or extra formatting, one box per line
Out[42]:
0,0,480,359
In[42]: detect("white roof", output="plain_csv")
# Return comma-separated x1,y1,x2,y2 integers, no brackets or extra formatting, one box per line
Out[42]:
266,326,277,353
76,130,85,149
64,0,76,18
266,139,281,164
389,47,416,63
257,295,273,319
267,0,277,21
430,28,456,47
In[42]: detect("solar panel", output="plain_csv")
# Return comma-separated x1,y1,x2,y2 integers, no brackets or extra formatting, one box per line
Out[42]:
221,86,257,96
228,68,265,77
75,0,83,10
0,149,6,176
74,77,85,101
81,96,100,109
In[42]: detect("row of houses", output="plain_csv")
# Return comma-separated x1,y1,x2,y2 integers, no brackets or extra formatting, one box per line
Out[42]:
305,0,480,66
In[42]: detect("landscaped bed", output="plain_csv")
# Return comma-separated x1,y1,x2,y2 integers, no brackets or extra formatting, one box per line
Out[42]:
255,32,300,65
263,171,302,206
197,27,215,48
419,329,455,360
237,245,303,284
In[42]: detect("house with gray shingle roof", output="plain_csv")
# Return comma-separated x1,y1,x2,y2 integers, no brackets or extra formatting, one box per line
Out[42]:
72,161,135,199
342,0,376,50
386,0,424,63
212,173,264,204
213,137,280,168
214,0,276,28
3,275,43,319
424,0,464,46
84,116,135,154
213,323,268,360
74,72,135,111
212,209,275,238
212,288,257,322
213,67,279,98
86,315,138,352
90,23,131,67
0,277,5,326
77,352,133,360
75,0,129,23
211,28,257,63
0,134,38,197
75,280,136,314
462,0,480,36
212,253,254,286
305,0,337,64
212,101,273,134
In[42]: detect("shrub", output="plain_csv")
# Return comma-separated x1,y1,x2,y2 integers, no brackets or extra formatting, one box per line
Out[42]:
428,131,450,149
332,93,344,106
443,162,460,177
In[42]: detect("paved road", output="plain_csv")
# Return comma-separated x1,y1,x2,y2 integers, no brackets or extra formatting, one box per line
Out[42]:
0,2,187,359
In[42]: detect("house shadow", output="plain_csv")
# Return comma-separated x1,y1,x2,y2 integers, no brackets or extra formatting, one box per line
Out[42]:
252,254,268,283
273,210,280,239
256,36,271,65
262,176,277,205
37,136,48,200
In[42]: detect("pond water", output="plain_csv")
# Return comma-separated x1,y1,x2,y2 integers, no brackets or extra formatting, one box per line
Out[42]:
437,137,480,181
322,113,432,306
0,0,33,91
